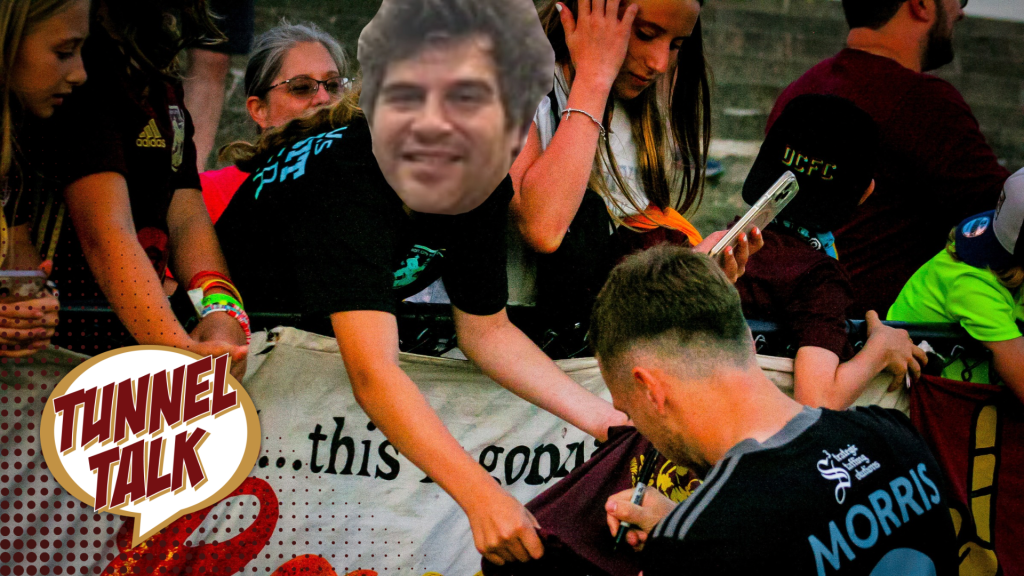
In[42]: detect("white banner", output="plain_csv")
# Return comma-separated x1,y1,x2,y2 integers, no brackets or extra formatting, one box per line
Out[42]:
1,327,905,575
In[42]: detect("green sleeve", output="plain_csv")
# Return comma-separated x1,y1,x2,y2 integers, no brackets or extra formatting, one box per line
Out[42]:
947,273,1022,342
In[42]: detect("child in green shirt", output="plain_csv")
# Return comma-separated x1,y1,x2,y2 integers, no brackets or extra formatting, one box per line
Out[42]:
888,168,1024,400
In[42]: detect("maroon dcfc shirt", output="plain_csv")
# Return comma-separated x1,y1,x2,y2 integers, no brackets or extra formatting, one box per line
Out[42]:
768,49,1009,317
735,228,856,361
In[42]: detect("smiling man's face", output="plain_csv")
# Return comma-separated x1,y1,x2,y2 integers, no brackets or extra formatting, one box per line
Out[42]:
370,34,521,215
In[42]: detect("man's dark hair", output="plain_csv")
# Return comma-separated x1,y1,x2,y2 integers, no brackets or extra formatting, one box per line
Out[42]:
590,246,752,371
841,0,907,29
357,0,553,137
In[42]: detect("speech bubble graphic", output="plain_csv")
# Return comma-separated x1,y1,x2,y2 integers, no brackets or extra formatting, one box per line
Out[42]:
40,345,261,547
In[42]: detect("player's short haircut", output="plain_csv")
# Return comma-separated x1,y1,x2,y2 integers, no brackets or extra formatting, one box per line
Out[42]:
590,245,753,374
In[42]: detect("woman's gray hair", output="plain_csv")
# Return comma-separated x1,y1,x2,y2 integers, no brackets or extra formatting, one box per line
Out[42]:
357,0,554,138
244,20,349,99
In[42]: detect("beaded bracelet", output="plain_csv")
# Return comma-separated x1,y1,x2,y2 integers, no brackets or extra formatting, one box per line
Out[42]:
201,302,251,343
562,108,606,139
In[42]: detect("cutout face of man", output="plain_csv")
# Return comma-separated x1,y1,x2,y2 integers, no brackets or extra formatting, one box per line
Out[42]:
369,34,522,215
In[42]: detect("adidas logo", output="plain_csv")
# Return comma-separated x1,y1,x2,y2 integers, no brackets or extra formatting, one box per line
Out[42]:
136,119,166,148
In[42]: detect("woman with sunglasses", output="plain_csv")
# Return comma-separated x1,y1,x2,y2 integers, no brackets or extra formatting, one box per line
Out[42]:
200,21,349,224
41,0,248,375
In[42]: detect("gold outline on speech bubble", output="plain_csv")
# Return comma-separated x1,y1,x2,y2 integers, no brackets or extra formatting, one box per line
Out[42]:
40,345,262,548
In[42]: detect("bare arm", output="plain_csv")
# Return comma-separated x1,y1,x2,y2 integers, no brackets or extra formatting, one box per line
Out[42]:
65,173,193,346
166,188,233,289
983,337,1024,402
508,0,637,254
64,173,244,359
793,312,926,410
167,188,248,377
332,310,543,565
453,305,627,441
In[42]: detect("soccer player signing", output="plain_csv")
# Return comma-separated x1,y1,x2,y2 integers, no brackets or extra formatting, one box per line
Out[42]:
594,247,958,575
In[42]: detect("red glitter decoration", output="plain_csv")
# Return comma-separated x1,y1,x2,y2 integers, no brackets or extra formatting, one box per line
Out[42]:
99,477,278,574
269,555,344,575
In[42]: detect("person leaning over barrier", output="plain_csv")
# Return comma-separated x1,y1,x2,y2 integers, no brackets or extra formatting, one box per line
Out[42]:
734,94,927,410
43,0,248,375
888,168,1024,401
0,0,89,356
592,246,957,575
215,0,629,565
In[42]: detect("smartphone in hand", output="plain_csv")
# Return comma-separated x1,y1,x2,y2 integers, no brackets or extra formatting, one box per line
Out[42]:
709,171,799,259
0,270,46,301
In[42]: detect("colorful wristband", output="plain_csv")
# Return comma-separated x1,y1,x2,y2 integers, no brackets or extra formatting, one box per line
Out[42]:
201,293,244,311
188,270,233,292
201,303,252,344
200,279,244,308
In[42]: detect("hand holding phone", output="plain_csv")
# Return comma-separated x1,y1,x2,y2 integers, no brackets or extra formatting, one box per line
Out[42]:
709,171,799,259
0,269,57,356
0,270,47,301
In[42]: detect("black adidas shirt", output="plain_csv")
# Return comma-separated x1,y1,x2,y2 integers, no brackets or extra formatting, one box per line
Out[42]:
48,26,201,305
643,407,957,576
215,116,510,324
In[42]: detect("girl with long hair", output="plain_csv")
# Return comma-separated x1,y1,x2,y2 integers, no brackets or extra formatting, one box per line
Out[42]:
510,0,761,325
46,0,247,375
0,0,88,356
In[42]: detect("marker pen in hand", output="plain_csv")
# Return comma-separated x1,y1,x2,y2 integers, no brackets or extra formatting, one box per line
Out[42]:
614,445,660,550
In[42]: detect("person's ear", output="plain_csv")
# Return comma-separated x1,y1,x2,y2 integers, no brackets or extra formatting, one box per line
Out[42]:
246,96,271,130
858,179,876,206
906,0,933,23
632,367,670,415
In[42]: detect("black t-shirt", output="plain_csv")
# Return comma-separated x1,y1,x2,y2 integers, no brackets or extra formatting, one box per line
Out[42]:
735,227,856,360
643,407,957,576
215,116,510,320
47,27,201,303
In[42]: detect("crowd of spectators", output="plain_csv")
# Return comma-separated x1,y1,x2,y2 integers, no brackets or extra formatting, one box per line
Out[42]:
0,0,1018,571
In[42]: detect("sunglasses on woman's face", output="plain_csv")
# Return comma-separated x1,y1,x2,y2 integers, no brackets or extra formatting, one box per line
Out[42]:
960,0,968,8
267,75,347,99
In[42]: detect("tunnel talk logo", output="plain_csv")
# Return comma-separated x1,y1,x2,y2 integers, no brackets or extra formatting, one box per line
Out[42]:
40,346,261,547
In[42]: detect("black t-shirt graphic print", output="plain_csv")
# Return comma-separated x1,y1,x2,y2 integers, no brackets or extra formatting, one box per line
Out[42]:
216,116,510,322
